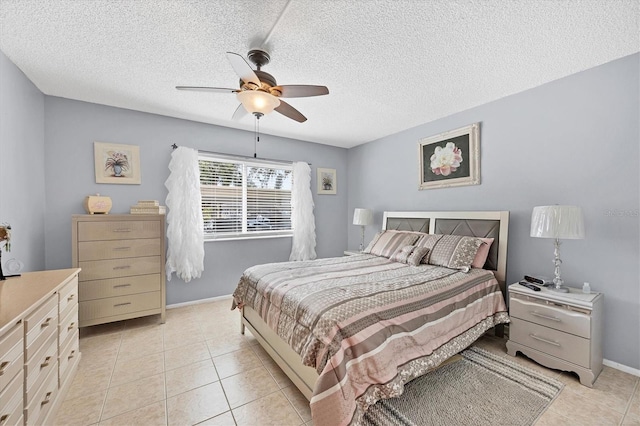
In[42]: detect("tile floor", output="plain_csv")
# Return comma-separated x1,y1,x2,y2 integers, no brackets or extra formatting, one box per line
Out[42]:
55,299,640,426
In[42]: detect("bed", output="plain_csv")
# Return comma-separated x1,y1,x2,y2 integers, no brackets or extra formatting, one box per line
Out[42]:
232,211,510,426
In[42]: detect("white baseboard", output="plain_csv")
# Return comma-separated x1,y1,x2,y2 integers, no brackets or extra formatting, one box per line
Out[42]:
167,294,232,309
603,358,640,377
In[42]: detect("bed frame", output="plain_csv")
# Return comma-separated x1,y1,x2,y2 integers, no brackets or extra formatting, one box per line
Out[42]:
240,210,510,400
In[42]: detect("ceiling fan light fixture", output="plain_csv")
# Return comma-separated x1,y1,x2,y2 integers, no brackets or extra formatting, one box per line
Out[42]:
236,90,281,115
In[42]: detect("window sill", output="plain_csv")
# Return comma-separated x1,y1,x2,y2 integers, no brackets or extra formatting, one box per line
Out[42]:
204,233,293,242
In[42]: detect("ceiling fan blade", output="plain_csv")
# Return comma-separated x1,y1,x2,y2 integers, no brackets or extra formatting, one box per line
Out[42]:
176,86,238,93
274,100,307,123
231,103,248,121
226,52,261,87
276,85,329,98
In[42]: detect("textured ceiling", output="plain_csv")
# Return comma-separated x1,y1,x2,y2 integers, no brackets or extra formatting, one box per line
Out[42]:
0,0,638,148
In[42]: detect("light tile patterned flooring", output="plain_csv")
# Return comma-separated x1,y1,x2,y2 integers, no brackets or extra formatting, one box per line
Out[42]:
55,298,640,426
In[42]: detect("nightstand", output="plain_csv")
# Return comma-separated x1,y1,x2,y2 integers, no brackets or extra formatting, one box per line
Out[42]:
343,250,362,256
506,283,603,387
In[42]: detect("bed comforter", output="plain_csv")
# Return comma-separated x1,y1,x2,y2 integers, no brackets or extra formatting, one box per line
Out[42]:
232,254,509,425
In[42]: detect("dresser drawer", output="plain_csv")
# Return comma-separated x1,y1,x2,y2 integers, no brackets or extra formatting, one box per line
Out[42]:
79,256,161,281
58,304,79,350
59,331,80,387
25,300,58,361
79,274,161,301
510,317,590,368
78,220,160,241
0,370,23,426
0,322,23,393
24,333,57,405
510,295,591,338
78,238,162,261
79,291,162,321
58,276,78,317
24,294,56,338
24,367,58,426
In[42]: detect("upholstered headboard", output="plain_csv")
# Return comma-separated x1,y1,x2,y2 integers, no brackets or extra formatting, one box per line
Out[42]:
383,211,509,294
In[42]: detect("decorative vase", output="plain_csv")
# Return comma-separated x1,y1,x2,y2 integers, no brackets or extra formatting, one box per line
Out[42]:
113,165,122,177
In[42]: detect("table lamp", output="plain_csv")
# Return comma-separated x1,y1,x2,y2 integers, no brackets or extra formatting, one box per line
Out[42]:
530,205,585,292
353,208,373,251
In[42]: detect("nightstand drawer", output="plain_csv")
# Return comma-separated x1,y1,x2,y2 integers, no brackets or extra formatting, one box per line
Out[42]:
510,295,591,338
510,318,590,368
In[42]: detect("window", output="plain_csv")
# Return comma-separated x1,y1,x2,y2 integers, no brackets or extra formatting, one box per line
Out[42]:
199,153,293,240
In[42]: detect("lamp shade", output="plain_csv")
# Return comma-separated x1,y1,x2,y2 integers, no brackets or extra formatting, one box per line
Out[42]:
353,208,373,226
530,205,585,239
236,90,281,115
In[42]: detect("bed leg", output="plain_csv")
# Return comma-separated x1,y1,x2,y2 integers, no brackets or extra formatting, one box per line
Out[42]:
495,324,505,338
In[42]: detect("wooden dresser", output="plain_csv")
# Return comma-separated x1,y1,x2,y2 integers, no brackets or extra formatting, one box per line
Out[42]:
71,214,166,327
0,268,81,426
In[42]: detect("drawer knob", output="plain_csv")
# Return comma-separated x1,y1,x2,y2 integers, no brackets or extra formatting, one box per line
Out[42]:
114,302,132,308
41,317,52,328
0,414,8,424
68,322,76,331
113,228,132,233
529,334,561,347
41,356,52,369
41,391,52,406
0,360,8,375
530,311,561,322
68,350,76,360
67,294,75,301
113,265,131,270
112,246,132,251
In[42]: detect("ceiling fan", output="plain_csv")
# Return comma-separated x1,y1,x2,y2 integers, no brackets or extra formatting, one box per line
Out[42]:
176,49,329,123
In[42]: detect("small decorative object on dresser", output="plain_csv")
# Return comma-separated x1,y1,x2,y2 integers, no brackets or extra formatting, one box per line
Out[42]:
71,214,166,327
83,193,113,214
0,223,10,280
506,282,603,387
130,200,166,214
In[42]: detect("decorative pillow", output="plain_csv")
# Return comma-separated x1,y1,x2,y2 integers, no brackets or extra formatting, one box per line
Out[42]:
363,230,420,258
471,238,495,269
390,245,415,264
407,246,430,266
428,235,484,270
414,234,444,263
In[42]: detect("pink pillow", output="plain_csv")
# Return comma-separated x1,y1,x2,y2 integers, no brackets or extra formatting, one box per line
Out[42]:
471,238,494,269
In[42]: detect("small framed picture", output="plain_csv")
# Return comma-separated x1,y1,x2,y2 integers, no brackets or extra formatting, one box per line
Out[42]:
317,168,337,195
94,142,141,184
418,123,480,190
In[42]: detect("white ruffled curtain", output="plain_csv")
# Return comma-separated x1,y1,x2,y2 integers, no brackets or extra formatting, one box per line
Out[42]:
289,162,317,261
164,147,204,282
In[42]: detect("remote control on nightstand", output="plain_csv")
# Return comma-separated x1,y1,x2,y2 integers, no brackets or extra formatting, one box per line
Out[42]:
518,280,541,291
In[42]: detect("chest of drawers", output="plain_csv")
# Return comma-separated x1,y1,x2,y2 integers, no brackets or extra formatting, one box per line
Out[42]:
506,283,603,387
0,269,81,426
72,214,166,327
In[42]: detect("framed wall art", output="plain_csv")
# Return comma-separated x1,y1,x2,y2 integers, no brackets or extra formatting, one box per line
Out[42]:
94,142,141,184
317,168,337,195
418,122,480,190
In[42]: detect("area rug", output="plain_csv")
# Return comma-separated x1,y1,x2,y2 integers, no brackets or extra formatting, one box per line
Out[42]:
363,346,564,426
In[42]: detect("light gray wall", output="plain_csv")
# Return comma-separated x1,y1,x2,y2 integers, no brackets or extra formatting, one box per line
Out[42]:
43,97,348,304
347,53,640,369
0,51,46,272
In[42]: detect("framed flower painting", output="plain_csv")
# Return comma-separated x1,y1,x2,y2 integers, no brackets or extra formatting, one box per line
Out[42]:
418,123,480,190
94,142,141,184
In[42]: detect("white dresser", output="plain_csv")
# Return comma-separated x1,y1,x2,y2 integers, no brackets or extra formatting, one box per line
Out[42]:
0,269,81,426
72,214,166,327
506,282,603,387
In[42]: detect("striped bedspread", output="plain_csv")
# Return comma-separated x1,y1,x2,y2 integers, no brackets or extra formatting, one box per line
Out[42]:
232,254,509,426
